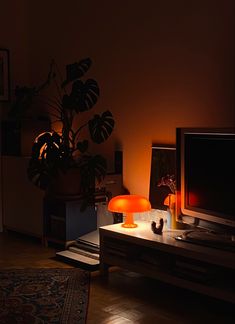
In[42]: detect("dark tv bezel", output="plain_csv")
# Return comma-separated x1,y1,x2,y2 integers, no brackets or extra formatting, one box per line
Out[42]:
177,127,235,229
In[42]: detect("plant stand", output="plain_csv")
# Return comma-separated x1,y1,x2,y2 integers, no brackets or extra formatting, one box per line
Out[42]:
43,196,97,247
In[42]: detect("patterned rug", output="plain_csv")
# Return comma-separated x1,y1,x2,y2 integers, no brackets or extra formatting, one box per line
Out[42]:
0,268,90,324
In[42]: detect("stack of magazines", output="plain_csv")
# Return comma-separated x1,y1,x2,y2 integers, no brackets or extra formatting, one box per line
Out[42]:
56,202,115,270
56,230,100,270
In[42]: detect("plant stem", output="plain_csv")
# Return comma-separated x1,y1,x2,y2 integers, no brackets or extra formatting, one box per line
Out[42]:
49,112,60,119
36,60,54,93
54,61,66,91
74,122,88,139
53,78,64,101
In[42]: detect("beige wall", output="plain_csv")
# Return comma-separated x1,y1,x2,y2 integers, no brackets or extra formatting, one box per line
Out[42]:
1,0,235,202
0,0,31,97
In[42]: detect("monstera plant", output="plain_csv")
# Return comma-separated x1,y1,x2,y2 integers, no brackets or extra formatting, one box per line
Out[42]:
11,58,115,201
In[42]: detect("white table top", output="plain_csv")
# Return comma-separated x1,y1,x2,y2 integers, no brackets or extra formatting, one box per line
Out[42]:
100,221,235,269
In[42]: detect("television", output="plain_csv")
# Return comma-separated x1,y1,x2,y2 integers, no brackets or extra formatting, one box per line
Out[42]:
176,128,235,231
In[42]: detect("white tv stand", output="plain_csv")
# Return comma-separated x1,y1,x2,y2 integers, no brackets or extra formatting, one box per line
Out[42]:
99,221,235,304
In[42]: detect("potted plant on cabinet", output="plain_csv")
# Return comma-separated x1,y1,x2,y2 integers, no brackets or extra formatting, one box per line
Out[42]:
10,58,115,208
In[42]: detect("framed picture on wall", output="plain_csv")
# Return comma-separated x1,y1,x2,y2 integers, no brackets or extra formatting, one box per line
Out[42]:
0,48,10,101
149,145,176,210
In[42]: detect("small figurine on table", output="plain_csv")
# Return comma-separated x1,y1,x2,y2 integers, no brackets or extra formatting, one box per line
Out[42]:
151,218,164,235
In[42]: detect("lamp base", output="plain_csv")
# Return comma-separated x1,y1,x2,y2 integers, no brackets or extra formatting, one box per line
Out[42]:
121,223,138,228
121,212,138,228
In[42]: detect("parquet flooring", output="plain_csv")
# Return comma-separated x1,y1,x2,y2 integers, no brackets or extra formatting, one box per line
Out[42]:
0,231,234,323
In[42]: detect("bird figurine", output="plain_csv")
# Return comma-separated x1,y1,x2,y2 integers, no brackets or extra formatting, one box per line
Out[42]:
151,218,164,235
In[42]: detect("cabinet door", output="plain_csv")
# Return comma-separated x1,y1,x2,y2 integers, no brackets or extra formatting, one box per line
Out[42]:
2,156,44,237
43,198,97,242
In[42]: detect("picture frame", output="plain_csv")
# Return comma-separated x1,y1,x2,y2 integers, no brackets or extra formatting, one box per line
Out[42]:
0,48,10,101
149,144,176,210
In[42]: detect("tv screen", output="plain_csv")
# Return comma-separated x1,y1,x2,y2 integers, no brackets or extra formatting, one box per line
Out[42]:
178,128,235,228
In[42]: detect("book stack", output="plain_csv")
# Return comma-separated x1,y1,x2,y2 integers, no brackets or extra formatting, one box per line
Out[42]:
56,230,100,270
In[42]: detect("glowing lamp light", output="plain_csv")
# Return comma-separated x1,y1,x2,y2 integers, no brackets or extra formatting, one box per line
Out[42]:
163,193,176,207
108,195,151,228
164,193,176,229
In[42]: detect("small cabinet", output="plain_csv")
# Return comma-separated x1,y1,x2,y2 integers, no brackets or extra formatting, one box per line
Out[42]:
43,196,97,246
1,156,44,237
99,223,235,304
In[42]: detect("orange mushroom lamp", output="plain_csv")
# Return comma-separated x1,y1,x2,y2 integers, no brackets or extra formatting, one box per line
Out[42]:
108,195,151,228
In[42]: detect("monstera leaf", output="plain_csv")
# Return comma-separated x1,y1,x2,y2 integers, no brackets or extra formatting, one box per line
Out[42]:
61,58,92,88
32,132,62,160
27,132,63,189
88,110,115,144
27,159,51,190
77,140,89,153
68,79,99,112
79,154,107,190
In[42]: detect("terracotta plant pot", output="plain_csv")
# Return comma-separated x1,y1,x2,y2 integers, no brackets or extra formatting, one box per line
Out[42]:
49,168,82,199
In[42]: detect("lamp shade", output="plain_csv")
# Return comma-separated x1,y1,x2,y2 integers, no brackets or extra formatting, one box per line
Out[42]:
108,195,151,228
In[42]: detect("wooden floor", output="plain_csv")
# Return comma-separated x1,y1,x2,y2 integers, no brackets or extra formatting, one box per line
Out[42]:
0,231,234,324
